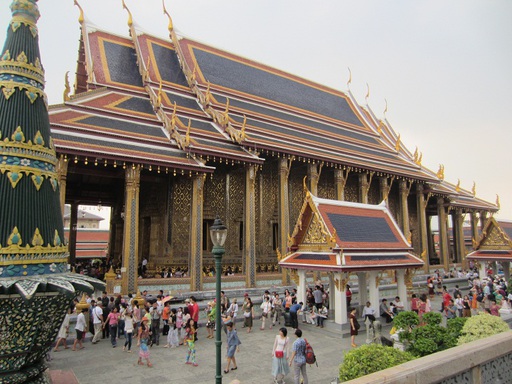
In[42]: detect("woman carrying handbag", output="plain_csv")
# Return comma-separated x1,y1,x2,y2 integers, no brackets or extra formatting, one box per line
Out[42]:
272,327,290,384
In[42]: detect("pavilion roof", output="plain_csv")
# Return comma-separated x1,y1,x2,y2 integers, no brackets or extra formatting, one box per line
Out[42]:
467,217,512,262
279,193,424,272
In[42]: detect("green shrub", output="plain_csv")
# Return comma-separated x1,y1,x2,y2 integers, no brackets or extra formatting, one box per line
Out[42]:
339,344,415,381
407,324,452,356
457,313,510,345
422,312,442,326
393,311,419,331
446,317,468,340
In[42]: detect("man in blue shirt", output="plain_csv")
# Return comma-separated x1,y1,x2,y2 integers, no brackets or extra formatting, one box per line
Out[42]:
288,328,308,384
289,302,302,329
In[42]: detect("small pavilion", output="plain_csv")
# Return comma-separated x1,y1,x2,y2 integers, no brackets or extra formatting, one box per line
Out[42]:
467,218,512,282
279,189,424,324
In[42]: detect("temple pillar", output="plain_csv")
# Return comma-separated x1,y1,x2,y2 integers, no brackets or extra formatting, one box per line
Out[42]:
480,211,488,231
56,155,68,216
359,173,369,204
68,202,78,266
470,211,479,248
307,163,321,196
396,269,408,310
502,262,510,282
328,272,336,310
121,165,141,295
244,165,257,288
453,208,466,265
297,269,306,305
308,163,322,281
399,180,410,238
417,184,429,272
379,176,390,202
334,273,348,325
437,198,450,272
479,261,487,278
278,158,291,285
334,168,348,201
368,271,380,317
189,175,205,292
357,272,368,308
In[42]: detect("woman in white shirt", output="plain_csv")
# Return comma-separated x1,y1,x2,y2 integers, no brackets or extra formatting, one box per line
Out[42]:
260,296,273,330
72,308,87,351
272,327,290,384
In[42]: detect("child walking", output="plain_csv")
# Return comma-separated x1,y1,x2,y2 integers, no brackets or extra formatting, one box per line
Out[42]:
184,318,198,366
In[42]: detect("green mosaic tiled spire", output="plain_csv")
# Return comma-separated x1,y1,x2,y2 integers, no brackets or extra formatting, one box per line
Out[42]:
0,0,68,279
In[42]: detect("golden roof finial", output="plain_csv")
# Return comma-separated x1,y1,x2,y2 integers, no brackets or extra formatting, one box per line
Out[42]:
205,81,212,105
121,0,133,27
436,164,445,180
413,147,418,163
162,0,174,34
185,119,191,146
63,71,70,102
74,0,84,24
455,179,461,192
395,133,401,152
170,102,177,127
365,83,370,103
347,67,352,88
241,115,247,140
377,119,384,134
472,182,476,197
143,55,151,82
417,152,422,166
224,98,230,115
384,98,388,115
156,80,163,108
496,194,500,209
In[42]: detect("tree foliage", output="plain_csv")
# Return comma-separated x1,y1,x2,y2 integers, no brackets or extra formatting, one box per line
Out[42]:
457,313,510,345
339,344,415,381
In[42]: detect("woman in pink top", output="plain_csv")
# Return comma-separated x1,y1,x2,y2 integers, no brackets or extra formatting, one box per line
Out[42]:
490,300,501,316
104,306,121,347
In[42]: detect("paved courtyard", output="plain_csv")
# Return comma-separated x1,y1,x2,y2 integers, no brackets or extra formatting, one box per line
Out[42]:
48,314,374,384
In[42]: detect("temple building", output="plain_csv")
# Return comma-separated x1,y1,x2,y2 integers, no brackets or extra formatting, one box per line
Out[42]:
49,3,498,294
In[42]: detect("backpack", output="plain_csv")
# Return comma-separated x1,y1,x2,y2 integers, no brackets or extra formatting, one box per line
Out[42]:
304,339,317,366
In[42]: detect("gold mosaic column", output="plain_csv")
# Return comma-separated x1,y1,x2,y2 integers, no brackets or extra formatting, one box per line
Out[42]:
334,169,347,201
308,163,322,281
359,173,369,204
245,165,257,287
56,156,68,216
416,184,429,272
307,163,321,195
278,158,291,285
470,211,479,248
379,176,388,202
453,208,466,266
121,165,141,295
190,174,205,292
437,197,450,271
399,180,410,237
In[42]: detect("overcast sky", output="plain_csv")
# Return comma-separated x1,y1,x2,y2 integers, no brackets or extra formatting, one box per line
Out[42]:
1,0,511,221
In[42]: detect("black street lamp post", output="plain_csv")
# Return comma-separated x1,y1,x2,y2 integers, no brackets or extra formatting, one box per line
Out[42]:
210,217,227,384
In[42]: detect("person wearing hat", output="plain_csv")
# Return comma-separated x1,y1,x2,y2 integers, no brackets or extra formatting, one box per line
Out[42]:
137,316,153,367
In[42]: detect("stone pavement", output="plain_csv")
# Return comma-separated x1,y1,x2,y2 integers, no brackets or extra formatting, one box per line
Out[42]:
48,292,512,384
48,318,355,384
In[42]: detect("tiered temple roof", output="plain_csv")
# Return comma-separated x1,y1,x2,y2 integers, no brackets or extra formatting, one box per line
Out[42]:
47,3,498,213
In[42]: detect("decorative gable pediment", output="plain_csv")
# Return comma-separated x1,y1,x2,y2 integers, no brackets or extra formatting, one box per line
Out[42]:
478,219,512,250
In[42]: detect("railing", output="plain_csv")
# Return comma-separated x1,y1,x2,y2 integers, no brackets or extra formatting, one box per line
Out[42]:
343,331,512,384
